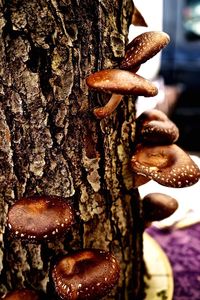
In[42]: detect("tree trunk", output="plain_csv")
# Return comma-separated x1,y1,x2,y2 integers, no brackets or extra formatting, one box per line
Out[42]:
0,0,144,299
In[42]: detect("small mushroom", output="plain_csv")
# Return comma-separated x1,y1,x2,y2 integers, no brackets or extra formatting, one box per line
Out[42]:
131,6,148,27
86,69,158,118
51,249,120,300
131,144,200,188
143,193,178,223
136,109,179,144
120,31,170,71
1,289,45,300
7,195,75,242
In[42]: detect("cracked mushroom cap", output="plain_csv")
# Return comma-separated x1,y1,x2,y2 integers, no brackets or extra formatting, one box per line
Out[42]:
1,289,45,300
120,31,170,71
51,249,120,300
136,109,179,144
7,195,75,242
131,144,200,188
143,193,179,222
86,69,158,97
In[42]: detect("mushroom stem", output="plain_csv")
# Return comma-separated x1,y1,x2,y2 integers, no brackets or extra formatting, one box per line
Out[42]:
93,94,123,119
86,69,158,119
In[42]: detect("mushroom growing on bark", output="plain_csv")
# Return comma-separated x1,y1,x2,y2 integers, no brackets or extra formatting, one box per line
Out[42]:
143,192,179,224
86,69,158,118
136,109,179,145
131,6,148,27
7,195,75,242
51,249,120,300
120,31,170,72
1,289,45,300
131,144,200,188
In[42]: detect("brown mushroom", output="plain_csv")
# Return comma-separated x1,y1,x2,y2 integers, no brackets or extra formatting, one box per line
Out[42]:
136,109,179,144
133,173,150,188
120,31,170,71
1,289,45,300
131,144,200,188
7,195,75,242
86,69,158,118
51,249,120,300
131,6,148,27
143,192,179,223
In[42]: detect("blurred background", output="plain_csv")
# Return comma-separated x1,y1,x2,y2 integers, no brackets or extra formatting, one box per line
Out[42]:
160,0,200,153
130,0,200,153
129,1,200,298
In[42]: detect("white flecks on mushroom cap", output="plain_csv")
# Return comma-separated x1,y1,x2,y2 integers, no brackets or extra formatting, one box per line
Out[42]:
120,31,170,70
131,144,200,188
86,69,158,97
136,109,179,145
51,249,120,300
7,195,75,242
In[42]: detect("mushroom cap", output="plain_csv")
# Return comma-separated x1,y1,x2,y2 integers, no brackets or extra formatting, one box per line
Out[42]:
51,249,120,300
2,289,45,300
86,69,158,97
120,31,170,70
7,195,75,242
143,193,178,222
131,144,200,188
136,109,179,144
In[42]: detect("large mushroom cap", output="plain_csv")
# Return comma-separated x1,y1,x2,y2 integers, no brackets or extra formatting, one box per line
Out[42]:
136,109,179,145
51,249,120,300
7,195,75,242
86,69,158,97
120,31,170,70
1,289,45,300
131,144,200,188
143,193,178,222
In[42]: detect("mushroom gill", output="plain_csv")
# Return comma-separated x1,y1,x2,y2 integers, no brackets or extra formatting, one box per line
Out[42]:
86,69,158,118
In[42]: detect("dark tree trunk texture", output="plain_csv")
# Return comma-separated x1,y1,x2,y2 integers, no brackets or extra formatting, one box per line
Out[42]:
0,0,144,299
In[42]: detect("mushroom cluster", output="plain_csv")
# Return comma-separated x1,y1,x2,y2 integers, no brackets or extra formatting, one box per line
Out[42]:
85,29,199,229
5,29,199,300
131,108,199,225
86,69,158,119
86,31,170,119
6,195,120,299
131,109,200,188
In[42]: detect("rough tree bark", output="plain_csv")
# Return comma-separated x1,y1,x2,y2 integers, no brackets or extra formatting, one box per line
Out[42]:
0,0,144,299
